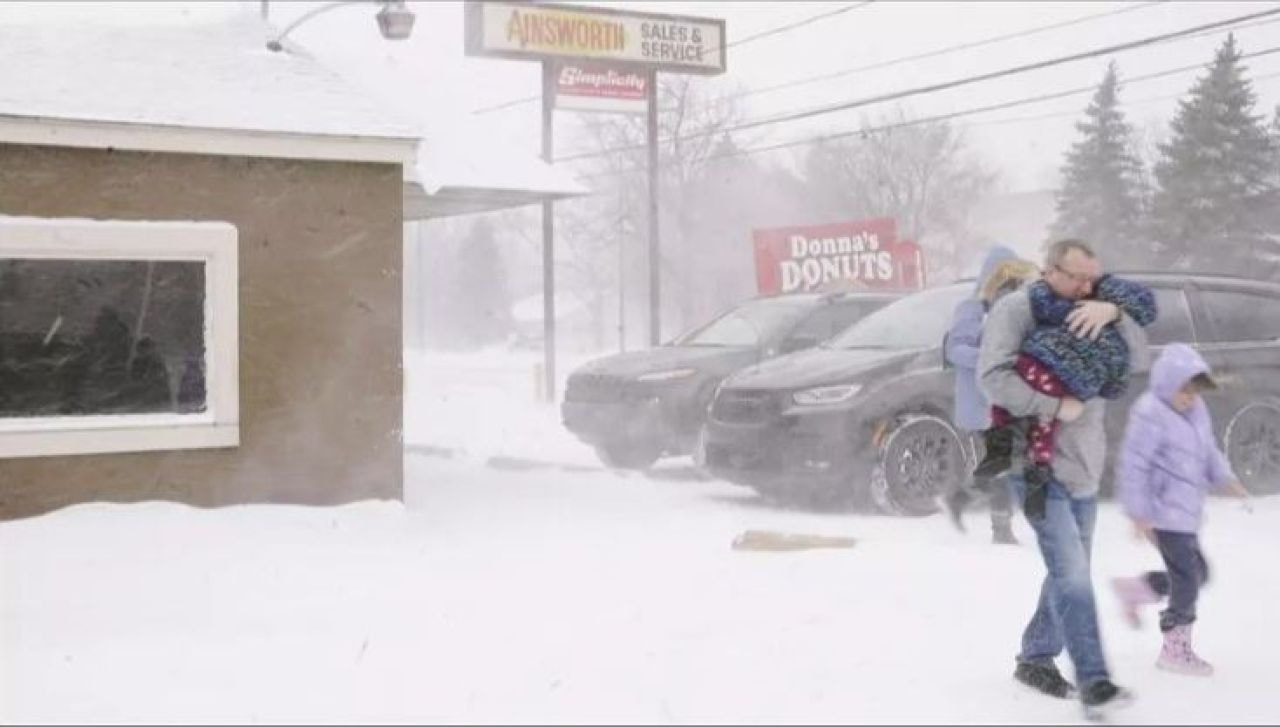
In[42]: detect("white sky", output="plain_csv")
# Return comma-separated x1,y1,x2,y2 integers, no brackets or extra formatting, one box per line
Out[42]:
3,1,1277,192
267,0,1280,193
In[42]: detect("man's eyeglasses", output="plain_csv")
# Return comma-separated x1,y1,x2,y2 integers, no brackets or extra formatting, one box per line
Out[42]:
1051,264,1100,286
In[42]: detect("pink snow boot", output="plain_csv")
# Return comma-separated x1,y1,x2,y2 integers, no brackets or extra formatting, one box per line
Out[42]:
1110,576,1160,629
1156,624,1214,676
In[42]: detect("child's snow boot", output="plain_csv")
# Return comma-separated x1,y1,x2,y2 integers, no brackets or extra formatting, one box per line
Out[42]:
1156,624,1214,676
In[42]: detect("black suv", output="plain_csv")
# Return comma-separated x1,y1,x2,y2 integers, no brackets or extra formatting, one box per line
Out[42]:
702,273,1280,513
561,291,900,469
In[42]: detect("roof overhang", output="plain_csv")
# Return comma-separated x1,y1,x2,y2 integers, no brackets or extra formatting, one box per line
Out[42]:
402,181,587,220
403,137,589,220
0,114,590,221
0,114,418,165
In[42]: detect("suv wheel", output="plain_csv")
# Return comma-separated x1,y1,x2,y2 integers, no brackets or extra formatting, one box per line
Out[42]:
869,414,965,516
1224,400,1280,495
594,439,661,471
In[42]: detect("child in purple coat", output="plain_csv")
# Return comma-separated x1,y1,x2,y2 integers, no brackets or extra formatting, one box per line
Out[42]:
1110,343,1251,676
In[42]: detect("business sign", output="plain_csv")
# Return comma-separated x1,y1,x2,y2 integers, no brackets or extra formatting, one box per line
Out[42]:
555,62,648,114
752,218,927,294
465,1,727,75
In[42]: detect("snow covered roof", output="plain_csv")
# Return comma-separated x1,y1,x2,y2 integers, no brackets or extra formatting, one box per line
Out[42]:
0,2,588,217
0,6,426,162
406,133,589,219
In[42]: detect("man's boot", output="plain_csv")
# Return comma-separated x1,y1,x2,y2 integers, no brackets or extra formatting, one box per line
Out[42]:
991,511,1018,545
1081,679,1134,720
1013,660,1076,699
944,488,972,533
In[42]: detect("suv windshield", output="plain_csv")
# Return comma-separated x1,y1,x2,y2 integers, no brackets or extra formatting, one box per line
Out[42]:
828,284,971,350
673,297,816,347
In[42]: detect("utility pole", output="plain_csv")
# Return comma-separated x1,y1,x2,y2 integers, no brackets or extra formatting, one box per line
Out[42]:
647,69,661,346
540,61,557,402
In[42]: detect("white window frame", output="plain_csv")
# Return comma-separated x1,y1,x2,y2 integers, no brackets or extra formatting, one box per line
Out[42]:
0,216,239,458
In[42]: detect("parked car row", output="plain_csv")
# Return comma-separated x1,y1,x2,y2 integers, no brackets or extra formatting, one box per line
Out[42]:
560,291,900,469
563,273,1280,515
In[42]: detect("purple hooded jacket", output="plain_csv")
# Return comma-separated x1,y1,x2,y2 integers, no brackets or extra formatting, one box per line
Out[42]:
944,245,1018,431
1116,343,1237,533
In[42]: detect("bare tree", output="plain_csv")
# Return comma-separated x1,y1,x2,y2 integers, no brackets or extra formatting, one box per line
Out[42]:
549,75,767,344
802,108,997,280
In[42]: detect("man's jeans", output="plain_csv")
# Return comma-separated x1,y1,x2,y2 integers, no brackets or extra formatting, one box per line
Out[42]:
1010,475,1110,687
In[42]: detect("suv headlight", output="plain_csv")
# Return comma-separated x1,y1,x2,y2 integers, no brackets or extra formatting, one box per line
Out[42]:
792,384,862,405
637,368,697,382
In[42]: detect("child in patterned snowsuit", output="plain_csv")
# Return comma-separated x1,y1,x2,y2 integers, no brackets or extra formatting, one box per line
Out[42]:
972,274,1157,517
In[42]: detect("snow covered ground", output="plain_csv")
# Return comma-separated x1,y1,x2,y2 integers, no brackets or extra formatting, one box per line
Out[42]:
4,350,1280,724
403,348,603,468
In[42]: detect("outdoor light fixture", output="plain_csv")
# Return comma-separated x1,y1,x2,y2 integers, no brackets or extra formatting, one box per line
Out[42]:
266,0,416,52
376,1,416,41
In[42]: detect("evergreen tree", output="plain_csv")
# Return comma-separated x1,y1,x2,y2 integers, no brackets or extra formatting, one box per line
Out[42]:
1050,62,1148,267
1150,35,1278,274
453,218,514,348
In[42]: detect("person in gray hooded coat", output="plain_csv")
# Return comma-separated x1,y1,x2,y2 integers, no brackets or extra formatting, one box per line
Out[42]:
942,246,1039,543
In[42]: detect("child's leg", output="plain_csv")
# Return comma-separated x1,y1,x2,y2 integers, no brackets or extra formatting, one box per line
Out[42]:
1014,354,1068,466
1011,354,1069,517
972,421,1016,480
1025,418,1060,466
1154,531,1208,632
973,405,1018,481
1110,572,1166,628
990,405,1013,429
1154,532,1214,674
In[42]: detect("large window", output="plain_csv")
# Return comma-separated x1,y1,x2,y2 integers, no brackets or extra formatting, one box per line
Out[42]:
828,284,970,350
1145,286,1196,346
0,217,239,458
1198,288,1280,343
672,297,814,348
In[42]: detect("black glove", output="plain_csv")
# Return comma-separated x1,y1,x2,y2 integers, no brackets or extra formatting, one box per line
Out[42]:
1024,479,1047,520
1023,464,1053,520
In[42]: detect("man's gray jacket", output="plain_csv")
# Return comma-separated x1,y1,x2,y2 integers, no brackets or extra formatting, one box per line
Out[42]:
977,287,1150,498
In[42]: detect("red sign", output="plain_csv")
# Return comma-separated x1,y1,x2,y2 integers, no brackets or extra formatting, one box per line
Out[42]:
752,218,926,294
554,61,648,114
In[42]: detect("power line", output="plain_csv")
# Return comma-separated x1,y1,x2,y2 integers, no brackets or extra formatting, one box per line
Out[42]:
965,68,1280,128
470,0,1157,116
704,0,1167,107
557,6,1280,163
468,1,874,115
571,44,1280,181
550,11,1280,161
722,1,874,51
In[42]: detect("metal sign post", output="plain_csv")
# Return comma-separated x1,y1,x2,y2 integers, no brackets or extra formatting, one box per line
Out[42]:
646,69,661,346
464,1,726,396
541,60,557,401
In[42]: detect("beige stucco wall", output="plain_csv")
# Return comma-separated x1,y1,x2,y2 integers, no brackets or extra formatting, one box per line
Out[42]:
0,144,403,520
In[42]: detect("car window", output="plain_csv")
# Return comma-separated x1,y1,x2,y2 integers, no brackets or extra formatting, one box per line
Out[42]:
673,298,814,348
782,300,884,348
1198,288,1280,343
1145,286,1196,346
831,299,891,333
828,286,970,350
784,306,842,346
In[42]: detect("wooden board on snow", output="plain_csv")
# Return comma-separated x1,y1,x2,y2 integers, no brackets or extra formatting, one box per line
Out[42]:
731,529,857,552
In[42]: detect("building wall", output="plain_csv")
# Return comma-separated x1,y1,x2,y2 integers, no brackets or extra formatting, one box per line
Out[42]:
0,144,403,519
